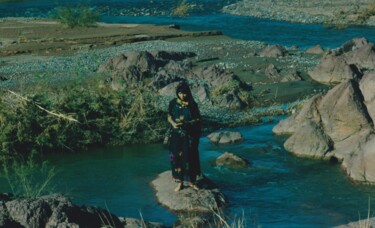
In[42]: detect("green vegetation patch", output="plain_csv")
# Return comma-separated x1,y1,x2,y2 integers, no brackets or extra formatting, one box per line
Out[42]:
52,5,100,28
0,81,167,160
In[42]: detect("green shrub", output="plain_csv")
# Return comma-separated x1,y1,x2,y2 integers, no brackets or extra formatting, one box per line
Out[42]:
0,82,168,159
54,5,99,28
171,0,192,17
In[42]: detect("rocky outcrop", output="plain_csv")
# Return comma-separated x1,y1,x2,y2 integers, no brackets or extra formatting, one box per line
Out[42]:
98,51,252,109
306,45,324,54
207,131,244,145
281,69,302,82
151,171,225,213
259,44,288,58
0,194,123,228
0,194,165,228
308,38,375,85
273,75,375,182
308,54,361,84
215,152,250,169
345,43,375,69
333,37,369,56
264,64,302,82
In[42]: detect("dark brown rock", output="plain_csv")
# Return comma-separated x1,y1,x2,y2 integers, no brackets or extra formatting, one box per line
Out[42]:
215,152,250,169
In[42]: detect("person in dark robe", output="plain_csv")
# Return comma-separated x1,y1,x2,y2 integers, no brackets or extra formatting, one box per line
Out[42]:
167,81,201,192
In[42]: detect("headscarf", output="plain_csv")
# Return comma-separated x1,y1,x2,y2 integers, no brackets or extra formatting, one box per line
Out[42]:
176,81,192,101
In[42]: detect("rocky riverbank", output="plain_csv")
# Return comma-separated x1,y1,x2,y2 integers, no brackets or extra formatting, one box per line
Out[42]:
223,0,375,26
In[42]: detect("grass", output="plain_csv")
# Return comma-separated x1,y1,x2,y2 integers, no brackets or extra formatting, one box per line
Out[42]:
1,152,56,198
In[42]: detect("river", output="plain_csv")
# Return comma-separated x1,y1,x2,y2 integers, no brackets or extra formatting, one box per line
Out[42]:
1,1,375,227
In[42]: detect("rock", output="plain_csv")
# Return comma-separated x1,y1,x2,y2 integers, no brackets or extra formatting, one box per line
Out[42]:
359,72,375,122
345,43,375,69
215,152,250,169
272,94,323,135
273,78,375,182
158,81,179,97
308,54,362,84
281,68,302,82
192,65,241,89
122,217,166,228
284,120,333,157
259,44,288,58
333,37,369,56
306,44,324,54
264,64,280,81
2,194,123,228
98,51,195,89
214,90,245,109
333,217,375,228
318,80,372,142
207,131,244,145
151,171,225,213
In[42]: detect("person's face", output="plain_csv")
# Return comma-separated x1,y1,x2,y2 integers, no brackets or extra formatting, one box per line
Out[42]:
178,92,188,101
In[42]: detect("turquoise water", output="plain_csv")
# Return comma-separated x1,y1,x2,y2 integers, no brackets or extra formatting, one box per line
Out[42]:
1,0,375,48
2,120,375,227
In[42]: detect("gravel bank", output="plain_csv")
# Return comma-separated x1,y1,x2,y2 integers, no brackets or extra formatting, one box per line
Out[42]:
222,0,374,25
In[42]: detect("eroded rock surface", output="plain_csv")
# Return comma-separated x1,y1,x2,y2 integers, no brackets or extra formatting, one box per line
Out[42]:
273,74,375,182
151,171,225,213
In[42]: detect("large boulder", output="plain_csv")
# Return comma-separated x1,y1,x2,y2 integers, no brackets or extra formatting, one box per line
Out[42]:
308,54,361,84
284,120,333,157
215,152,250,169
97,51,195,89
273,77,375,183
318,80,372,142
359,72,375,122
207,131,244,145
333,37,369,56
1,194,123,228
259,44,288,58
151,171,225,213
345,43,375,69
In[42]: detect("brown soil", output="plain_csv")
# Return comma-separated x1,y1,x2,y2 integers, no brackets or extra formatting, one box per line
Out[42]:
0,18,221,57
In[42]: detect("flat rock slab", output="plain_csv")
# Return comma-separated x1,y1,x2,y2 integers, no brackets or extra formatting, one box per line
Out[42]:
151,171,225,213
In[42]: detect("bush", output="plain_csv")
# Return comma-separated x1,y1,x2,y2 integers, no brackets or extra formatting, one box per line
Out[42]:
171,0,192,17
0,82,168,159
54,5,99,28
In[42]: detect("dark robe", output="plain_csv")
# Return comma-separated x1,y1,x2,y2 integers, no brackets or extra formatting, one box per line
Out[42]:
168,98,201,183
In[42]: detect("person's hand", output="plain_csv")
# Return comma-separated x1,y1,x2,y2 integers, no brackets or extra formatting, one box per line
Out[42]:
172,122,182,129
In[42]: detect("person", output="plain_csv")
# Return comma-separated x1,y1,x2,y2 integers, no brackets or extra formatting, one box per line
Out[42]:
167,81,201,192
